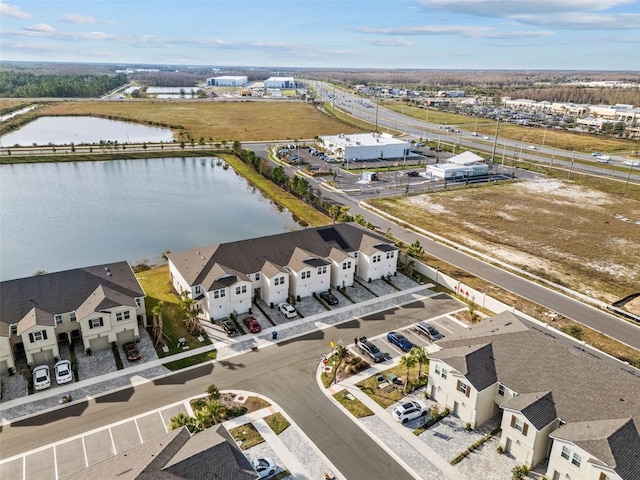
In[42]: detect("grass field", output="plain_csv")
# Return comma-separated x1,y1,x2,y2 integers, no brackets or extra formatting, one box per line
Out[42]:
10,100,362,143
369,178,640,303
383,102,639,155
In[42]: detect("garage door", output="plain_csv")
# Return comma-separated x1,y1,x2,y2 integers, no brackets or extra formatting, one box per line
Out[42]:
33,349,54,365
116,330,135,345
90,336,110,352
0,360,7,375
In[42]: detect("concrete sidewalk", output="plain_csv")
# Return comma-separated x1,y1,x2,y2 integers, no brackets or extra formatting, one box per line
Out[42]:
322,358,469,480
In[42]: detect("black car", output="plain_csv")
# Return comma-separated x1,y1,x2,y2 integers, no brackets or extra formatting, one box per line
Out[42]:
406,171,420,177
319,291,339,305
221,319,238,337
358,341,385,363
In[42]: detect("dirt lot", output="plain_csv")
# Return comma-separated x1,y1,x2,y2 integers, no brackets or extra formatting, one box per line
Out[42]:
370,178,640,307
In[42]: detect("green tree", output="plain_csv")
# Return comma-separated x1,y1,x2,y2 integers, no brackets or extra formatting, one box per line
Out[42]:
271,166,288,185
206,384,220,401
151,302,164,348
332,343,349,385
410,346,428,379
399,353,417,392
232,140,242,154
168,413,195,433
407,240,424,259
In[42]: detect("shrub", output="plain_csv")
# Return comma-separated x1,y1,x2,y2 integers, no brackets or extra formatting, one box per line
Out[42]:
567,324,584,340
512,465,531,480
497,445,505,454
206,384,220,401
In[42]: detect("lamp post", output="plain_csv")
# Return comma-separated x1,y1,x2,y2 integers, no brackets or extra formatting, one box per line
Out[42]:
541,125,548,149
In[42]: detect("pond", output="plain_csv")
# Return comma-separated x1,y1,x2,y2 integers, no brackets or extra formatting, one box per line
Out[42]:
0,116,174,147
0,157,301,280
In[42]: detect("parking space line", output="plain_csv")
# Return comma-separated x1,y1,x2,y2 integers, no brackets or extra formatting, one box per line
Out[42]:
53,445,58,480
134,418,144,444
108,428,116,460
22,455,25,480
81,436,88,468
432,320,454,334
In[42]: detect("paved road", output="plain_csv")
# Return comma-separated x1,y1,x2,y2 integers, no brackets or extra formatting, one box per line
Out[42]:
0,294,460,479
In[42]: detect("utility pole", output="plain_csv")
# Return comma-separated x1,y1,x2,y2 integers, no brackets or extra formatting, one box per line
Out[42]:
374,92,379,133
490,115,501,162
568,152,576,179
624,163,634,195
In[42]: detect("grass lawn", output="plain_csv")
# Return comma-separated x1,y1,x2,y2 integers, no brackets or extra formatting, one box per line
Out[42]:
332,389,374,418
356,363,427,409
264,412,290,435
228,423,265,450
135,265,212,357
11,100,363,143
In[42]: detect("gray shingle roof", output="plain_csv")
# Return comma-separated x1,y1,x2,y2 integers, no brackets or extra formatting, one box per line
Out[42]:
551,418,640,480
431,343,497,391
167,223,394,288
502,391,557,431
1,261,144,333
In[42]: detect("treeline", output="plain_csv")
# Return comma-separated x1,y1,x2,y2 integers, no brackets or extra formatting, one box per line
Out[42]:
0,72,127,97
499,86,640,106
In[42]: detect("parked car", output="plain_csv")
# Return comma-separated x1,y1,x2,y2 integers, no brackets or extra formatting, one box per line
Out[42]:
592,152,602,157
54,360,73,385
414,321,443,341
253,457,276,478
319,291,339,305
392,400,428,424
243,316,262,333
358,341,385,363
406,171,420,177
386,331,414,352
278,302,297,319
33,365,51,391
123,342,141,361
221,319,239,337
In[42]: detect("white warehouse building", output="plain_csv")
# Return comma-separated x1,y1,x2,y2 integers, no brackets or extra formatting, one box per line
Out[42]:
264,77,295,89
319,132,411,161
426,151,488,180
206,76,248,87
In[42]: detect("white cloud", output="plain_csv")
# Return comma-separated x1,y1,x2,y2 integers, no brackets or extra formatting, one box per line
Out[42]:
356,24,553,40
419,0,640,29
60,14,98,24
0,2,31,18
368,38,415,46
24,23,55,33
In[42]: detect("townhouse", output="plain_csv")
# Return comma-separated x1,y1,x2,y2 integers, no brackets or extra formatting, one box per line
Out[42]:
167,223,398,321
427,312,640,480
0,262,147,372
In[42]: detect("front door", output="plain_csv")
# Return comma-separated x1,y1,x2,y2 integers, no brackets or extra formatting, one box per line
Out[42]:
453,401,459,416
505,437,512,454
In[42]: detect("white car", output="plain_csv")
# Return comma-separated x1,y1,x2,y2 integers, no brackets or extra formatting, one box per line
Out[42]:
55,360,73,385
33,365,51,391
253,457,276,478
278,302,297,319
528,145,537,150
392,400,428,424
482,136,490,140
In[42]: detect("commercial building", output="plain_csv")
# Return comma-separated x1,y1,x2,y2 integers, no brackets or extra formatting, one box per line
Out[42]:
206,76,248,87
426,151,488,180
319,132,411,162
167,224,398,321
264,77,295,89
427,312,640,479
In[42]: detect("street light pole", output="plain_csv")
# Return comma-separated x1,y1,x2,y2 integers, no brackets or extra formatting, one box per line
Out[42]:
568,152,576,179
490,115,501,162
624,163,634,195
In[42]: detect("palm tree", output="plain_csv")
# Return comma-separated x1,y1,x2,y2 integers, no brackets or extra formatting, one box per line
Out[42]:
332,343,349,385
168,413,195,432
203,400,227,426
151,302,164,347
179,292,203,334
399,354,417,393
410,347,428,379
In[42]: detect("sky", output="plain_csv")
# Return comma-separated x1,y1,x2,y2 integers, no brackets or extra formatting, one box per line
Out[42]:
1,0,639,70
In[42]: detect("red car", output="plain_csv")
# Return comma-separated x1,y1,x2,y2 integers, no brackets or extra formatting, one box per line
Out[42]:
123,342,141,361
243,316,262,333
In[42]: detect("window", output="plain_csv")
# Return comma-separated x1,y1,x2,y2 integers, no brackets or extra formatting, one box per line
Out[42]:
571,453,582,467
10,323,18,335
29,330,48,342
274,276,285,286
498,384,505,396
343,261,352,270
194,285,202,296
435,364,441,376
70,312,77,322
301,271,311,280
441,368,447,379
255,273,260,281
513,417,524,432
55,314,63,325
317,266,327,275
235,285,247,295
386,251,395,259
372,254,381,263
135,297,142,308
213,289,226,299
458,381,468,395
89,318,104,329
561,446,571,460
353,252,358,258
116,311,131,322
